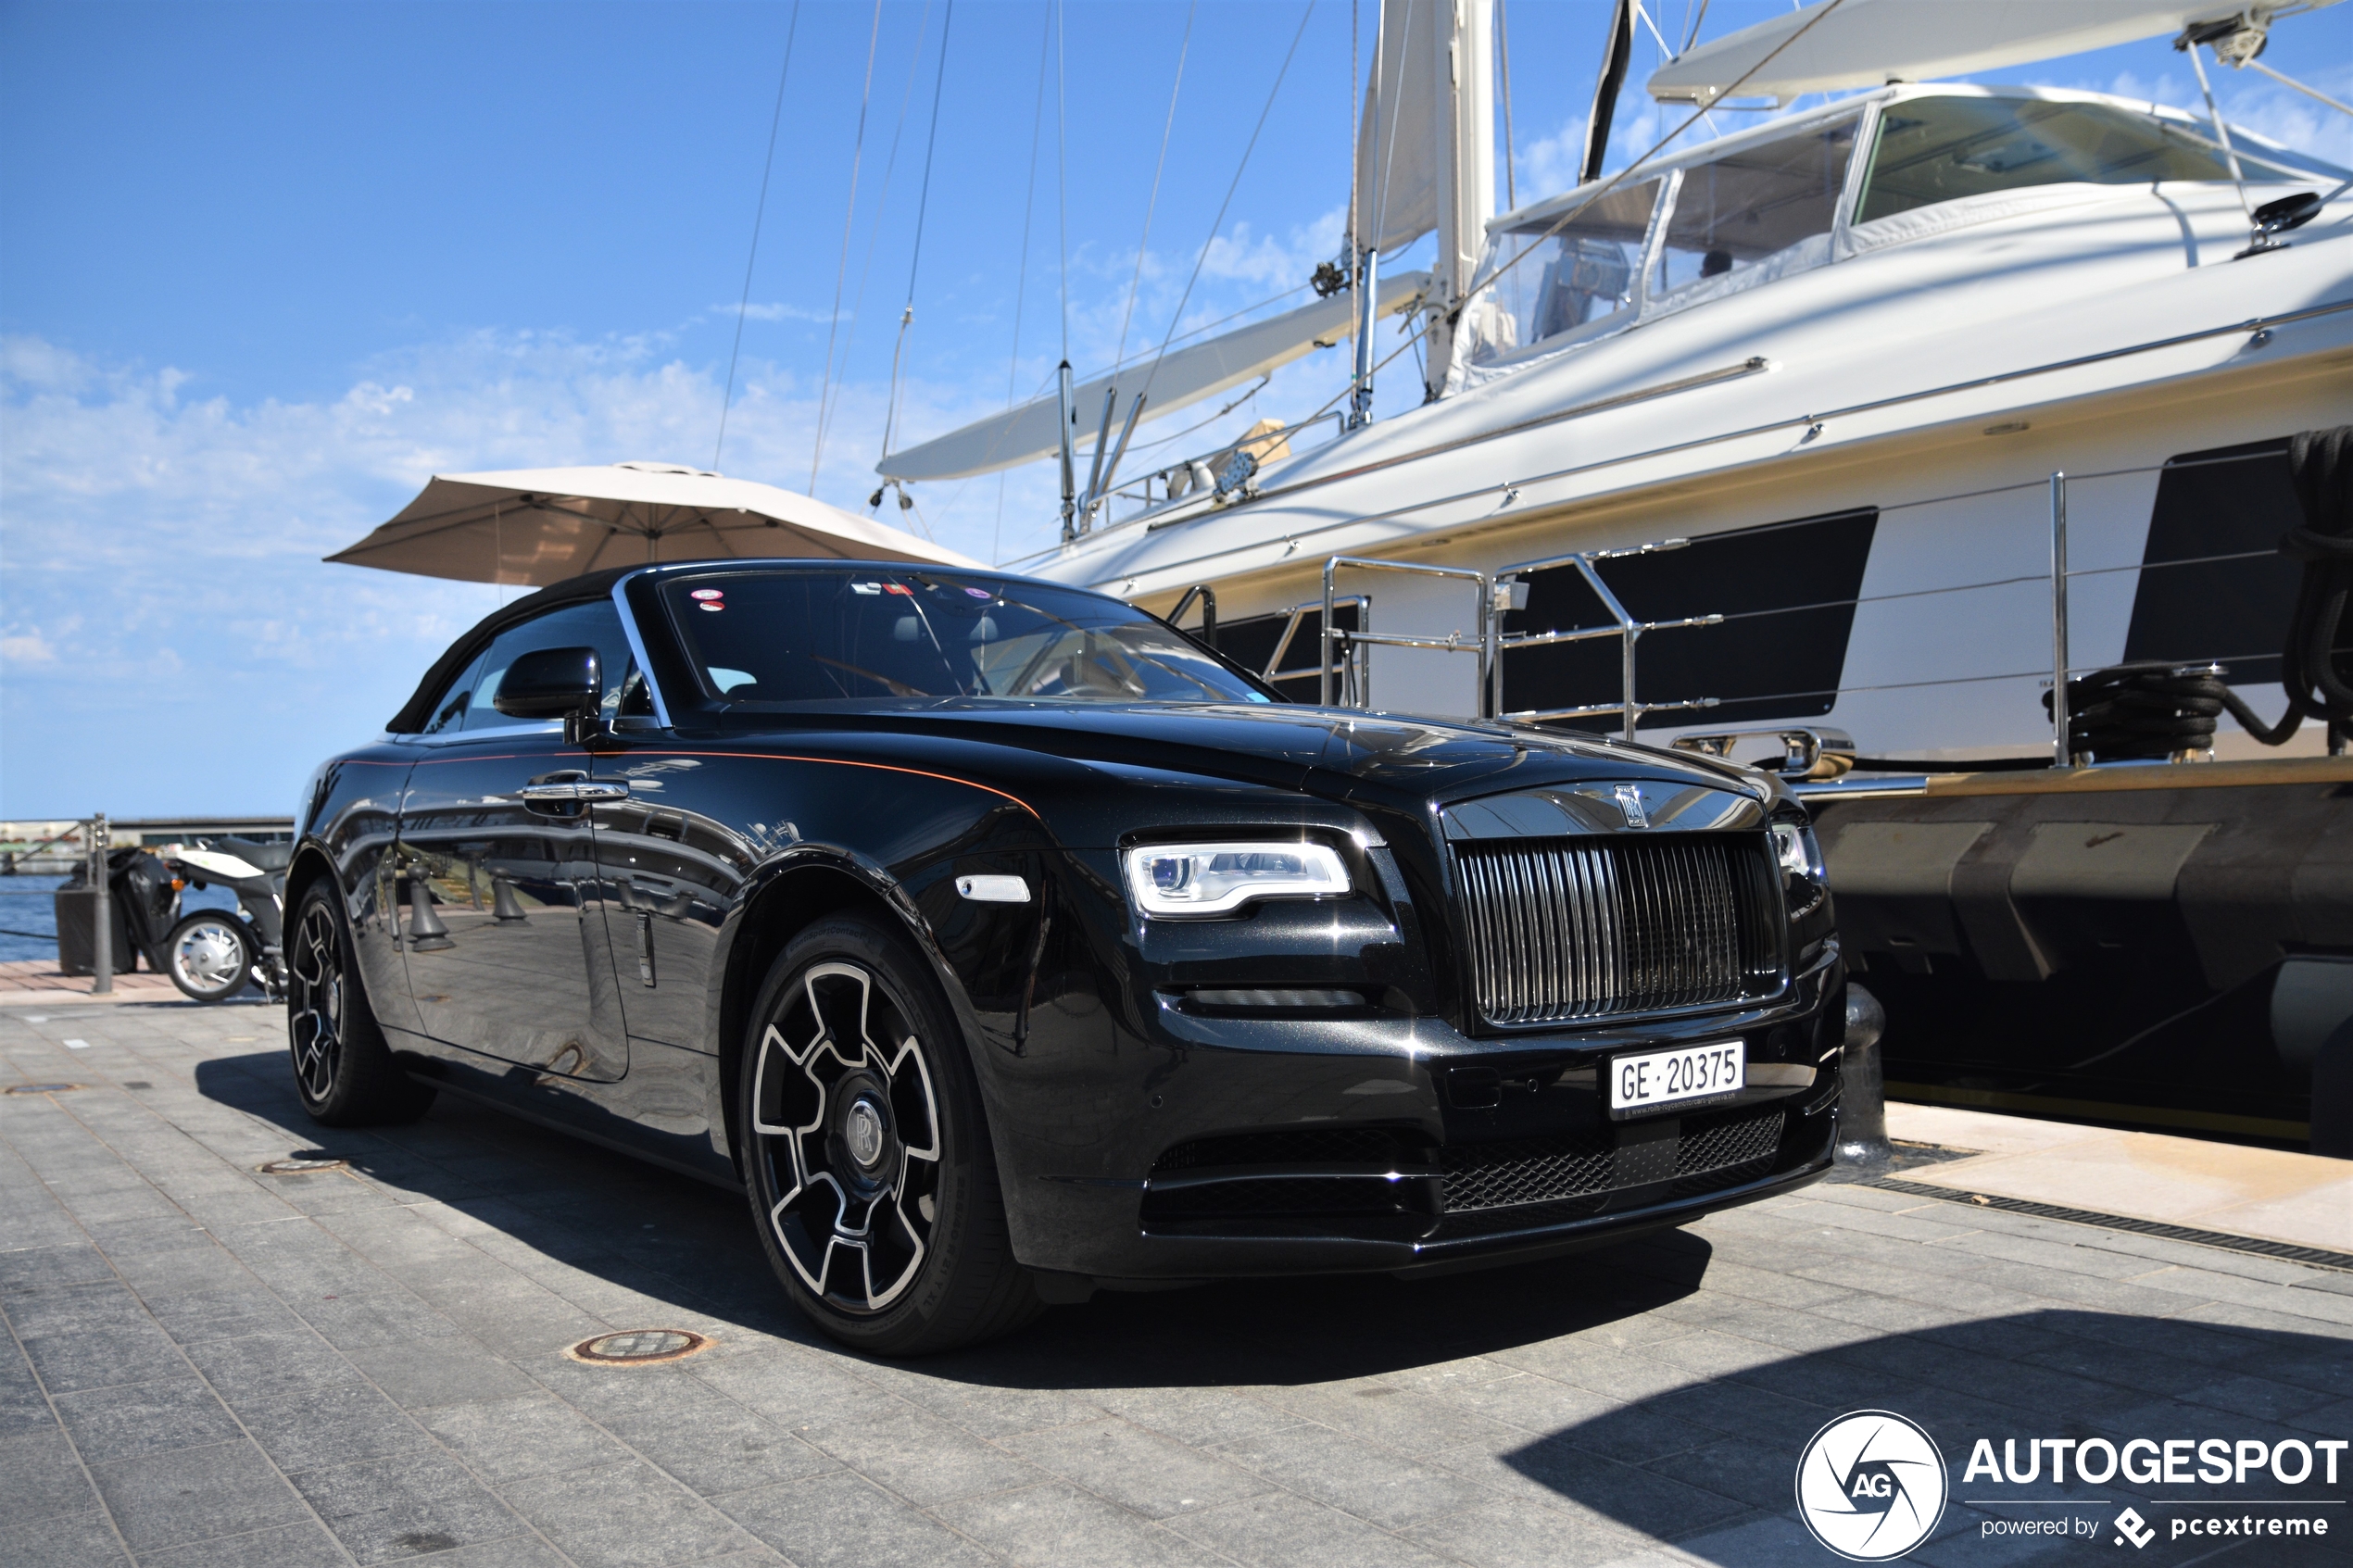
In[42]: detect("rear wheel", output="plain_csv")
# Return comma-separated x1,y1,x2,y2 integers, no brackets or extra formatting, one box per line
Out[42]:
162,910,253,1003
287,883,435,1126
739,915,1040,1355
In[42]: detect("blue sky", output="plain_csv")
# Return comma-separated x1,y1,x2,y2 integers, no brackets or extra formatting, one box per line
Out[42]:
4,0,2348,820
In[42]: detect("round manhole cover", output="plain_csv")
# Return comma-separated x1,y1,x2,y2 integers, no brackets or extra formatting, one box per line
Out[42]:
566,1329,712,1366
258,1156,347,1174
6,1083,82,1096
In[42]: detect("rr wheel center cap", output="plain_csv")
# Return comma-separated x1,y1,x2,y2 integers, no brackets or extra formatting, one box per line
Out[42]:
844,1097,887,1169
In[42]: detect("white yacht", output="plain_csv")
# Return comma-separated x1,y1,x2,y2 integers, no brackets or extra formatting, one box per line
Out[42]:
886,0,2351,768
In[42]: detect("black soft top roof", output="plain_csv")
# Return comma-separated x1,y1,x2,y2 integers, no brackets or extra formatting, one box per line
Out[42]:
383,568,636,734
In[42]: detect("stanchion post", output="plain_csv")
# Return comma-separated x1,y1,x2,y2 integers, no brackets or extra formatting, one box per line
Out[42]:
89,813,112,995
2050,471,2071,768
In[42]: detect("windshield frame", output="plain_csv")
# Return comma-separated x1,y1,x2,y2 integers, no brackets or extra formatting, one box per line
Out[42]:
641,562,1288,713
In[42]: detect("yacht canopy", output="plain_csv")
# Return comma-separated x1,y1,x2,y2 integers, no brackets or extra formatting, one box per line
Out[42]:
1645,0,2332,106
875,270,1428,484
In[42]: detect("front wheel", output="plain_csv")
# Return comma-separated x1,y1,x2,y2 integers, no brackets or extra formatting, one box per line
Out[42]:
286,883,435,1125
739,915,1040,1355
162,910,254,1003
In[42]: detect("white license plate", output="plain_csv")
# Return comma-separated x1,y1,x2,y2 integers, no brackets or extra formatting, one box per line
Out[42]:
1608,1040,1745,1119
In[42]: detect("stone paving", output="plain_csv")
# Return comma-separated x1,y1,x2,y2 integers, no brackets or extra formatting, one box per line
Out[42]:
4,1002,2350,1568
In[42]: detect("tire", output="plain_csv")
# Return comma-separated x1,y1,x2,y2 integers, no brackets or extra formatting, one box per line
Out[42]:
161,910,254,1003
738,915,1041,1355
286,883,435,1126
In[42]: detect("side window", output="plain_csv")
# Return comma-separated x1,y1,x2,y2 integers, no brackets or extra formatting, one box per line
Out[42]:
463,601,639,732
1469,179,1661,366
1652,118,1858,304
419,651,486,735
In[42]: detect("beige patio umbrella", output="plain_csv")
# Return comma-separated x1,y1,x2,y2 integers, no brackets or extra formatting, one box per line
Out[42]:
328,461,980,586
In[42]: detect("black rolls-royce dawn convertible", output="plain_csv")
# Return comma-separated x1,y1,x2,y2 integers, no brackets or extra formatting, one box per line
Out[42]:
288,559,1843,1352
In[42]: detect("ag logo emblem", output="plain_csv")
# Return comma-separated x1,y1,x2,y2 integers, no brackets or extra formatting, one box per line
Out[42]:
1794,1410,1948,1561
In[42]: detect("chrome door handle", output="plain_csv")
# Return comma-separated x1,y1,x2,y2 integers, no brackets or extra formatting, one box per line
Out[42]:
516,781,631,801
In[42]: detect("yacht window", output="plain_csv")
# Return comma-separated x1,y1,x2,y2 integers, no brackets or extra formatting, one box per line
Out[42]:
1653,118,1858,301
1471,179,1660,363
1855,96,2289,224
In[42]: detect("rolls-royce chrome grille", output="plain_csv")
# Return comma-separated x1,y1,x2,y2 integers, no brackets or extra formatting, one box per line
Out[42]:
1453,835,1781,1025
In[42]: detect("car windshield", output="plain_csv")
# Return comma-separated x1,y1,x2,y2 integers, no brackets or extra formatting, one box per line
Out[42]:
1855,96,2294,224
662,570,1275,706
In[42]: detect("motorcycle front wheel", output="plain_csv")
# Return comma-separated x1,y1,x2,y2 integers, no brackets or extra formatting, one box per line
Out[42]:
163,909,253,1003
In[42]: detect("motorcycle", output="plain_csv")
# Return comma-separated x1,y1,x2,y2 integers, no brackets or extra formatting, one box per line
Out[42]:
151,838,291,1003
62,839,291,1003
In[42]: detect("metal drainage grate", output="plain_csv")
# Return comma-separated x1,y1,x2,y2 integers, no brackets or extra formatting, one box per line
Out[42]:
565,1329,713,1366
258,1156,348,1174
6,1083,82,1096
1868,1176,2353,1273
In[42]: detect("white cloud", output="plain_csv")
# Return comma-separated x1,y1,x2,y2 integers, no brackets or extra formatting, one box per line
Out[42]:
713,301,838,323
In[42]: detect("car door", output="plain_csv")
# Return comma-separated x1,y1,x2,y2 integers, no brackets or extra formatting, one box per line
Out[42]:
394,599,639,1082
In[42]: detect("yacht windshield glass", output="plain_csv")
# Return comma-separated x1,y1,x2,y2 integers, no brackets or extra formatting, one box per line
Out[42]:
661,570,1274,706
1856,96,2286,223
1472,179,1660,363
1653,116,1859,302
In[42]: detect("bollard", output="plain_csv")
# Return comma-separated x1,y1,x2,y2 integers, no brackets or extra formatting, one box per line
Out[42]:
1837,983,1890,1165
90,815,113,996
490,873,531,923
406,872,455,951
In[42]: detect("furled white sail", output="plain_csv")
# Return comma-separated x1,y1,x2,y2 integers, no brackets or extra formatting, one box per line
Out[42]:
875,270,1428,484
1353,0,1493,398
1647,0,2342,107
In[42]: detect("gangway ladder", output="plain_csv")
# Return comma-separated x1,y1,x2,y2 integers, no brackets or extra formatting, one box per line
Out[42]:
1491,541,1724,743
1319,558,1495,715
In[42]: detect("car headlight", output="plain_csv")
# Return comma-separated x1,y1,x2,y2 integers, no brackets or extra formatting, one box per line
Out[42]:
1123,841,1352,918
1770,819,1828,916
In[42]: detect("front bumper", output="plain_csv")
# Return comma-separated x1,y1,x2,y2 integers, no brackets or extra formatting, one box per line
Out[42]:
987,941,1845,1282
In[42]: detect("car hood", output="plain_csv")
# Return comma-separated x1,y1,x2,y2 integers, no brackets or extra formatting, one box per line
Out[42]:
716,698,1766,811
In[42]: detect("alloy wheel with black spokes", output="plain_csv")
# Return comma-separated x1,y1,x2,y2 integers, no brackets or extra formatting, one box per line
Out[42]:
285,881,435,1126
741,915,1040,1354
288,899,346,1098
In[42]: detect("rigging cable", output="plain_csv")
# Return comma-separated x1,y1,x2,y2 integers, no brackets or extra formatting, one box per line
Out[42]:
1056,0,1070,364
1131,1,1319,421
878,0,957,497
810,0,887,495
1495,0,1516,210
715,1,801,473
994,4,1057,564
814,0,936,499
1114,3,1198,372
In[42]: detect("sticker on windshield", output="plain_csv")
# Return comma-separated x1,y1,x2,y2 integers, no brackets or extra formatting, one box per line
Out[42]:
964,587,992,598
884,583,912,596
851,582,882,595
689,589,724,600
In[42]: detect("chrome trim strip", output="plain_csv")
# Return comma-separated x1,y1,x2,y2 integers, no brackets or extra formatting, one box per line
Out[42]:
610,574,674,728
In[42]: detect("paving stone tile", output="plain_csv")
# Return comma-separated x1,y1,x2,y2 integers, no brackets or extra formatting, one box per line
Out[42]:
1214,1419,1495,1528
1432,1438,1752,1538
5,1507,129,1568
579,1376,838,1497
717,1469,1000,1568
85,1438,307,1552
182,1328,353,1404
1256,1376,1524,1456
1164,1487,1460,1568
1081,1384,1300,1449
797,1399,1042,1506
1399,1492,1661,1568
1000,1415,1275,1520
339,1336,535,1411
935,1480,1236,1568
141,1520,350,1568
420,1392,638,1482
15,1319,191,1395
52,1376,242,1463
237,1381,436,1473
286,1447,522,1565
0,1426,103,1524
501,1459,765,1568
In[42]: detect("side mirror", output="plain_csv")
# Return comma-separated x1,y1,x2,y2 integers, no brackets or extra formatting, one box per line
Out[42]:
493,647,603,730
